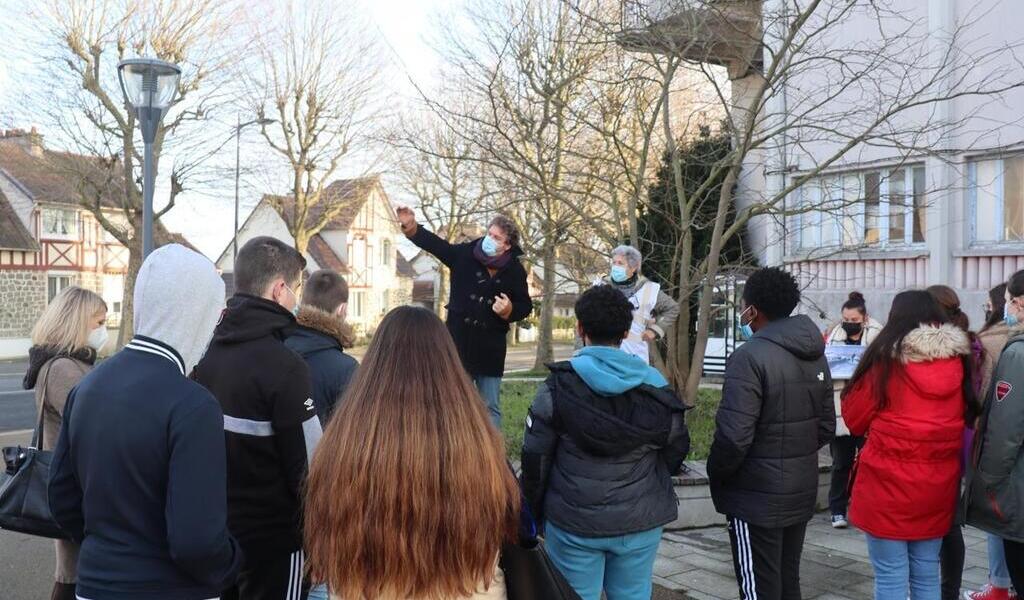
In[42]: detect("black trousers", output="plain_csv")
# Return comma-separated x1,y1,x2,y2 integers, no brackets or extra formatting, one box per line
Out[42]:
221,550,309,600
1004,539,1024,592
828,435,864,516
727,516,808,600
940,525,965,600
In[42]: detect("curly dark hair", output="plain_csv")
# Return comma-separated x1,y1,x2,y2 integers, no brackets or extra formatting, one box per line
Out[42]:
488,215,520,248
742,267,800,320
575,284,634,346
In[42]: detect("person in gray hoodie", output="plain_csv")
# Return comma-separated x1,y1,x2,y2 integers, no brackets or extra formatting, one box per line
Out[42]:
49,244,242,600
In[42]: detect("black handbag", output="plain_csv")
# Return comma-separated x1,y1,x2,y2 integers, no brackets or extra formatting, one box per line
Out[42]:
0,365,69,539
500,536,582,600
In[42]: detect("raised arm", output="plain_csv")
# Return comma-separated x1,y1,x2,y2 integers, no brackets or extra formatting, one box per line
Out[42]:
397,207,458,267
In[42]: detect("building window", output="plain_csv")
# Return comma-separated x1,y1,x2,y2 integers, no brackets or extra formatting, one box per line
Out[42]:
380,290,390,314
352,291,366,318
382,239,392,266
41,208,78,239
47,275,72,303
790,166,927,252
971,156,1024,244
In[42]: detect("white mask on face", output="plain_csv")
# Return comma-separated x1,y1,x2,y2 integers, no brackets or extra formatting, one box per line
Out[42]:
87,326,109,351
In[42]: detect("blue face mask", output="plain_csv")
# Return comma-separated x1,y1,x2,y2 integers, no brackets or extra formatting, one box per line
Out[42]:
739,306,755,340
610,265,628,283
1006,302,1019,327
481,235,501,257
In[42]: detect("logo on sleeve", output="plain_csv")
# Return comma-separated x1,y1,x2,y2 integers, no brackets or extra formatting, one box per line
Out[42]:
304,398,315,411
996,381,1013,403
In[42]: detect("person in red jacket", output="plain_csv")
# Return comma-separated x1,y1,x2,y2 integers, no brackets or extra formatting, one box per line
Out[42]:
842,290,980,600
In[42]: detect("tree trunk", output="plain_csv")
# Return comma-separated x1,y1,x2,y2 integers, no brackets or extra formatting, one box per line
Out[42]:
532,241,557,370
437,265,450,319
684,171,740,404
115,240,143,349
293,230,311,256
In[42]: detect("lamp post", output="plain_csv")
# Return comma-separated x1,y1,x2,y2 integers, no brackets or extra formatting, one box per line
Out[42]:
233,115,276,263
116,58,181,258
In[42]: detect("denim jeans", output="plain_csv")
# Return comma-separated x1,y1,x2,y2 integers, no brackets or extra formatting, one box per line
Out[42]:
545,522,663,600
989,533,1013,588
472,375,502,427
865,533,943,600
307,584,328,600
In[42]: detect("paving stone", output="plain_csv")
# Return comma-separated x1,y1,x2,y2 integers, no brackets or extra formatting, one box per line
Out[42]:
654,574,687,592
839,560,877,578
655,555,696,578
659,541,689,559
961,566,990,587
802,547,857,569
672,551,738,578
668,570,741,599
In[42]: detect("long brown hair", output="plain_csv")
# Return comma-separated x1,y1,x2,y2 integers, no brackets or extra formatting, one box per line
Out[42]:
304,306,520,599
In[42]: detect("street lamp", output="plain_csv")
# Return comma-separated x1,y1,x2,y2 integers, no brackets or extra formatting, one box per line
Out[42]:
116,58,182,258
233,115,277,263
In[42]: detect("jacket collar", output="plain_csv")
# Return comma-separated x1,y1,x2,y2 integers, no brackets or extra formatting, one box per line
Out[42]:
295,306,355,349
126,335,186,375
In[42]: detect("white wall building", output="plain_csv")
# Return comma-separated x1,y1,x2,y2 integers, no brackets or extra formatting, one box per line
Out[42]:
624,0,1024,330
216,176,414,335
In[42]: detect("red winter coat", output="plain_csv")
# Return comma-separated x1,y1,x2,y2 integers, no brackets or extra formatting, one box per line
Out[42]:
843,324,970,541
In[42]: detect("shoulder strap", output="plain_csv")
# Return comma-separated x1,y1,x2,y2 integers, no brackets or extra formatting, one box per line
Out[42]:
30,359,59,449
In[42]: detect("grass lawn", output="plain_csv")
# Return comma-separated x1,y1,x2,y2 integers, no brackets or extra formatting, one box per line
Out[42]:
499,381,721,463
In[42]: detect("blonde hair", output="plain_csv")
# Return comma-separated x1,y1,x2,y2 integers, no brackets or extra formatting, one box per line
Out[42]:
30,286,107,354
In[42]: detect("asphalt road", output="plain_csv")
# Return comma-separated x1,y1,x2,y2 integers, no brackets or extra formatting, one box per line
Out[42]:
0,360,34,434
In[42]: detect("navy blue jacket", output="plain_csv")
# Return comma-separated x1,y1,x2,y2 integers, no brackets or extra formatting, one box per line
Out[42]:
407,227,532,377
49,337,242,600
284,307,358,425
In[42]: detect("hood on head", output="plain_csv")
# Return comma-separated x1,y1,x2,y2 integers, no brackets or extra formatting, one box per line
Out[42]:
569,345,667,395
214,294,295,345
133,244,225,374
753,315,826,361
291,305,355,351
897,323,971,398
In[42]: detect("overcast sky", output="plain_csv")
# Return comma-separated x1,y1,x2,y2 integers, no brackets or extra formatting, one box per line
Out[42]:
0,0,449,259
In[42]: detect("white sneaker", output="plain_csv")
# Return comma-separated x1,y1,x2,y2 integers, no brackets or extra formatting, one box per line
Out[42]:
831,514,849,529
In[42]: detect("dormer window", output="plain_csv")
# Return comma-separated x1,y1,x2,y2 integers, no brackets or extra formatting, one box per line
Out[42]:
41,208,78,239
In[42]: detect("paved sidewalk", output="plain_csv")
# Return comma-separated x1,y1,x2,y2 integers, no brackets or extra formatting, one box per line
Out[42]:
654,513,990,599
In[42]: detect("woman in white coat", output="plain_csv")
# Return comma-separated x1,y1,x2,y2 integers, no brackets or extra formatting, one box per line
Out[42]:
825,291,882,529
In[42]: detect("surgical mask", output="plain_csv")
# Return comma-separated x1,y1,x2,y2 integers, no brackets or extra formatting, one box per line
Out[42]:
841,322,863,338
610,265,628,283
283,284,300,318
739,306,755,340
87,326,109,351
1006,302,1019,327
481,235,501,257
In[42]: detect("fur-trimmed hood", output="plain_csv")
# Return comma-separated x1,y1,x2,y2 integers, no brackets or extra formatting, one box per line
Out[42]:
898,323,971,363
896,323,970,400
294,305,355,349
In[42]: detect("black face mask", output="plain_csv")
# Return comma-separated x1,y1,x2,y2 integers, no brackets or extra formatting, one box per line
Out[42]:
841,322,863,337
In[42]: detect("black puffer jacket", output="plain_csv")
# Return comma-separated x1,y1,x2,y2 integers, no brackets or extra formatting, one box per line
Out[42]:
708,315,835,528
520,363,689,537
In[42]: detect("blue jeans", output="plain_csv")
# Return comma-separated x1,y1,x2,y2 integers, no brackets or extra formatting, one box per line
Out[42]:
473,375,502,427
989,533,1013,588
307,584,328,600
545,522,662,600
866,534,943,600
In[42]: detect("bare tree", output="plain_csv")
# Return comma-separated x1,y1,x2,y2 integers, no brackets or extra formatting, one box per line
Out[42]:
248,0,386,255
424,0,613,369
612,0,1024,402
394,111,493,317
30,0,238,345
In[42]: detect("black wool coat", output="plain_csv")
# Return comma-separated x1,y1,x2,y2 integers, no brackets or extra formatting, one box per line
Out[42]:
408,226,532,377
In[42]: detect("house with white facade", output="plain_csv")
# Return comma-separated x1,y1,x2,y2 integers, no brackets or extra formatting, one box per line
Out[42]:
622,0,1024,333
0,129,132,358
216,176,414,335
